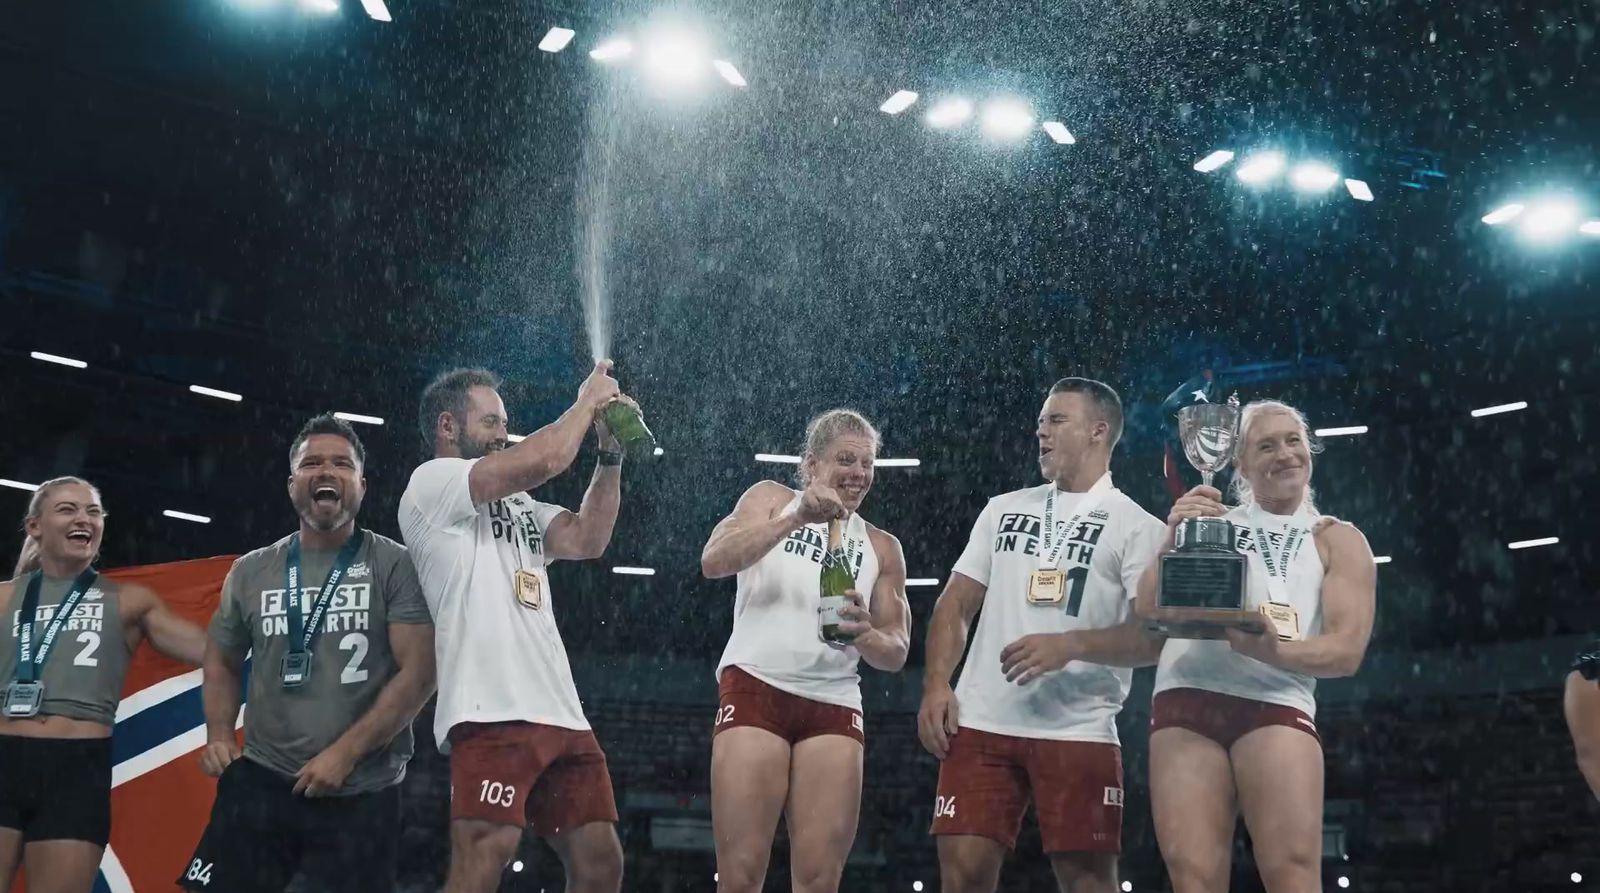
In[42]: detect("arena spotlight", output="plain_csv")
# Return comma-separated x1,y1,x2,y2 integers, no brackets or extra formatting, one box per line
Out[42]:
589,37,634,62
512,861,524,873
190,385,243,403
712,60,747,87
1520,197,1580,241
1508,536,1559,550
1372,556,1392,564
640,28,709,87
1235,151,1285,185
357,0,390,21
1314,425,1367,437
505,434,526,443
1581,220,1600,236
333,412,384,426
1344,178,1374,201
906,578,942,587
755,453,802,464
880,90,918,114
164,510,212,525
538,27,576,52
298,0,338,14
1572,872,1583,884
876,458,921,468
979,98,1035,141
0,479,39,492
925,97,974,130
913,883,924,892
1041,121,1076,145
1480,203,1524,225
1122,884,1134,893
1337,879,1350,890
612,567,656,576
1193,150,1235,172
1471,400,1527,418
1290,162,1341,193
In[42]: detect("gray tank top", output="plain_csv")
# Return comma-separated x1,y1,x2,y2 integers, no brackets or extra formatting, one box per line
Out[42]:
1,572,130,726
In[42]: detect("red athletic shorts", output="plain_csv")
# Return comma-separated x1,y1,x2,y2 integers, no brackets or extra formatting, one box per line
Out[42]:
1150,688,1321,748
448,721,619,836
930,727,1124,853
713,666,865,745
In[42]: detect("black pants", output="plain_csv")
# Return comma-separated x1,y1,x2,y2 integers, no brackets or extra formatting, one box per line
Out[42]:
0,734,113,845
179,758,401,893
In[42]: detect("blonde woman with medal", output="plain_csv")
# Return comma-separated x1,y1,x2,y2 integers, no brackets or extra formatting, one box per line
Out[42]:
1136,399,1377,893
917,378,1166,893
1,477,206,893
400,363,639,893
701,408,910,893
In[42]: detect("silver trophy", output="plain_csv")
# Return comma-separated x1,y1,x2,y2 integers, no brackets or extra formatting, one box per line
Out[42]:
1155,393,1261,638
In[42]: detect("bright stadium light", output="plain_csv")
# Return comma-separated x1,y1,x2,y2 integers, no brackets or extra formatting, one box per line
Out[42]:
357,0,390,21
0,479,39,492
712,60,747,87
1521,198,1580,241
612,567,656,576
506,434,526,443
1573,872,1583,884
912,883,924,892
1481,203,1524,225
1235,151,1285,185
1471,401,1527,418
755,453,802,464
1193,150,1235,172
589,37,634,62
1290,162,1341,192
1337,879,1350,890
1581,220,1600,236
979,98,1035,141
539,27,576,52
877,458,921,468
1508,536,1559,550
1040,121,1076,144
299,0,339,14
880,90,918,114
1344,178,1374,201
640,28,708,87
906,578,941,587
31,351,87,369
333,412,384,426
189,385,243,403
1373,556,1392,564
925,97,974,130
164,510,212,525
1122,884,1134,893
1314,425,1368,437
511,861,524,873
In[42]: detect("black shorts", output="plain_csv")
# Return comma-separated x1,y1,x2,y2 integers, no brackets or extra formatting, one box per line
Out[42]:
0,733,113,846
179,757,401,893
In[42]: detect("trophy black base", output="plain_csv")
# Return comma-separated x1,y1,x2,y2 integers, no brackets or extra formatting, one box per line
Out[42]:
1154,550,1257,640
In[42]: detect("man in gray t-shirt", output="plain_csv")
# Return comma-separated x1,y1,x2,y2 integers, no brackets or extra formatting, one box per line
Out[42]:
180,414,436,893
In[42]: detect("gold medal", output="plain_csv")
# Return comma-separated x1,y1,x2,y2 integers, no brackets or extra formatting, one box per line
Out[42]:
1259,603,1302,641
1027,569,1066,605
514,569,543,610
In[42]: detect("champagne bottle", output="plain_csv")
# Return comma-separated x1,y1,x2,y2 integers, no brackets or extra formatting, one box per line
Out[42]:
601,400,658,460
818,518,858,647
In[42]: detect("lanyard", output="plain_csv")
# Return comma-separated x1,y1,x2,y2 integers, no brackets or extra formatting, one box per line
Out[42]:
284,529,365,656
1039,473,1114,570
14,568,99,684
1248,506,1309,606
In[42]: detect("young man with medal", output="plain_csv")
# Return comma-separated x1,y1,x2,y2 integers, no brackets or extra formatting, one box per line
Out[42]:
917,378,1166,893
399,362,638,893
1137,399,1376,893
1,477,206,893
182,415,436,893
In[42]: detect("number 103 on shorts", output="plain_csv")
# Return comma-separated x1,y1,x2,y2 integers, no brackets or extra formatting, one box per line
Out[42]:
479,780,516,808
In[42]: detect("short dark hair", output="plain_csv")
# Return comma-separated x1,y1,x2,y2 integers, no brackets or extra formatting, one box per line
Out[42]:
289,414,367,471
1048,377,1125,448
419,368,502,446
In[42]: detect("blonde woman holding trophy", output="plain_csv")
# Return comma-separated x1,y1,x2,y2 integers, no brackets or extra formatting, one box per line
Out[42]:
1136,398,1377,893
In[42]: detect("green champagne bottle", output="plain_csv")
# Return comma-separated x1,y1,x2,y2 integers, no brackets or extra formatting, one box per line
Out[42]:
818,518,857,647
601,400,658,460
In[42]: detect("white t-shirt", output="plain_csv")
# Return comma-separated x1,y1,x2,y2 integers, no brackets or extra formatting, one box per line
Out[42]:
398,457,587,750
1154,504,1325,717
715,495,881,711
950,480,1165,744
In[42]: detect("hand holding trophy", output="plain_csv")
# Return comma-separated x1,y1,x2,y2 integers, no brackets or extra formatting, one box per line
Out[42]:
1151,394,1268,639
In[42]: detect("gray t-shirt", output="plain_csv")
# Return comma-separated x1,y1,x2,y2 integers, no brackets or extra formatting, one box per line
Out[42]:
209,529,432,794
1,572,129,726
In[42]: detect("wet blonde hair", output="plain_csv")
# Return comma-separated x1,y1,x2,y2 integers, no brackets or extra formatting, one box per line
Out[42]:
798,409,881,487
13,476,103,579
1230,400,1321,515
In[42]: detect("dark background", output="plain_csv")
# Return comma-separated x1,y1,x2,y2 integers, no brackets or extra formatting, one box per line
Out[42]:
3,0,1599,890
